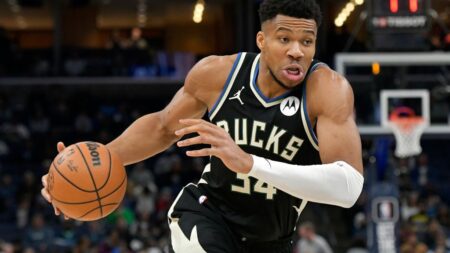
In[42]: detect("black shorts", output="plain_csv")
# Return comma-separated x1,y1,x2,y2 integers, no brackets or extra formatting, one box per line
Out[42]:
167,184,293,253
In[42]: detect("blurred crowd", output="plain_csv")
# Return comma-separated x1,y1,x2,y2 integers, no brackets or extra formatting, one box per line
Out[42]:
395,155,450,253
0,27,195,79
1,23,449,79
0,87,449,253
343,153,450,253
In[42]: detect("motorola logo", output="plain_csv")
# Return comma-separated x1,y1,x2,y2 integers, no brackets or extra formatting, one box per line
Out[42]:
280,96,300,116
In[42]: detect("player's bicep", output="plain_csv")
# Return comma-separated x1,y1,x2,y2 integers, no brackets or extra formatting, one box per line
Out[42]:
316,114,363,173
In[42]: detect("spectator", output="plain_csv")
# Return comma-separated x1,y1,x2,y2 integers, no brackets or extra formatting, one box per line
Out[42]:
22,213,54,253
424,219,444,249
106,29,127,50
72,235,93,253
0,173,17,221
0,240,15,253
296,222,333,253
64,51,86,76
402,192,420,221
135,186,156,217
98,229,130,253
74,112,93,134
16,197,31,228
410,201,430,238
436,204,449,228
130,162,155,189
400,232,428,253
411,154,430,189
126,27,148,50
28,108,50,134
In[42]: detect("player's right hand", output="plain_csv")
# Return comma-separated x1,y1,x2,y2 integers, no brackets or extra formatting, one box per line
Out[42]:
40,141,70,220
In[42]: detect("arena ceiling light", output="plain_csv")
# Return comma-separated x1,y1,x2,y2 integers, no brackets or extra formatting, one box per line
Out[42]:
16,15,27,29
335,0,364,27
136,0,147,27
193,0,205,24
7,0,27,29
10,4,21,13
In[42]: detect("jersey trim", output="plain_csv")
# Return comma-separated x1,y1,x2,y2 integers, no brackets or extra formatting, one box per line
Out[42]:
300,62,325,151
208,53,246,120
310,62,327,72
168,184,193,223
168,183,207,253
294,200,309,222
198,164,211,185
301,95,319,150
249,54,291,108
170,223,207,253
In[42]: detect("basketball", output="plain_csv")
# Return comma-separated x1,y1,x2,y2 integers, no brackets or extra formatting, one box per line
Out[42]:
47,141,127,221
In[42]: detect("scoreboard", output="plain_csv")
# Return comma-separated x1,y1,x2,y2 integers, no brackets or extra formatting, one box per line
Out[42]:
367,0,431,50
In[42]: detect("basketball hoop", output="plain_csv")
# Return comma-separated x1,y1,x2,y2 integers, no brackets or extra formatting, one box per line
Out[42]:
387,107,427,157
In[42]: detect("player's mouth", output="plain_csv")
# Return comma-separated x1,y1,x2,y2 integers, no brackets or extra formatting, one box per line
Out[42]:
282,65,304,82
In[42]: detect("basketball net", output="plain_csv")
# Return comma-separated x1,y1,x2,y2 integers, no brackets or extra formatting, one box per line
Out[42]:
387,107,427,157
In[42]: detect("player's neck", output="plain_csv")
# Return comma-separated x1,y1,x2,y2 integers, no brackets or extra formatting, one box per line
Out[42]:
257,62,290,99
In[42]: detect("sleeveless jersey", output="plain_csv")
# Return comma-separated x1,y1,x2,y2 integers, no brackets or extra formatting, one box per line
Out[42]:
198,52,324,242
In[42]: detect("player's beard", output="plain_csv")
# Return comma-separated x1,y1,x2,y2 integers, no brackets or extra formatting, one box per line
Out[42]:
268,67,300,90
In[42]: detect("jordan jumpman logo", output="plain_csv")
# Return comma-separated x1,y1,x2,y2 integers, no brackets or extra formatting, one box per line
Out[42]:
229,86,245,105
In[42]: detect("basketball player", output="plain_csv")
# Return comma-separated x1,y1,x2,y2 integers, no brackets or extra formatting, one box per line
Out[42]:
41,0,364,252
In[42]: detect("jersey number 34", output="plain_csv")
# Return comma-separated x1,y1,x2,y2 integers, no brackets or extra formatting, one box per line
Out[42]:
231,173,277,200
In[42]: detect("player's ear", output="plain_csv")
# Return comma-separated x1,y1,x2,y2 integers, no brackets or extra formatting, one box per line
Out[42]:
256,31,265,51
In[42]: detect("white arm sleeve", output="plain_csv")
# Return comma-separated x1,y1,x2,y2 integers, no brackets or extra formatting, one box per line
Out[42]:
248,155,364,208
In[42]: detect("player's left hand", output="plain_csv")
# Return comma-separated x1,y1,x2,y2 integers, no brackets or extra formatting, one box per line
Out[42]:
175,119,253,174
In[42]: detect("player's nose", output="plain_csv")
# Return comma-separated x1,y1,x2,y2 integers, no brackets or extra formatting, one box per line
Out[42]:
287,42,304,60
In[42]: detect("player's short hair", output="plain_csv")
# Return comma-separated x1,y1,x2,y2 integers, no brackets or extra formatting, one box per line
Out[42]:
258,0,322,27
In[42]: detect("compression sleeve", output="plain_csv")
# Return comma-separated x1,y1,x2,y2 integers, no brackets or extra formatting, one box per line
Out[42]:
248,155,364,208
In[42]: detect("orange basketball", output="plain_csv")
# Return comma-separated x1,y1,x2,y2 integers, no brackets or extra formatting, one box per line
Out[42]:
47,141,127,221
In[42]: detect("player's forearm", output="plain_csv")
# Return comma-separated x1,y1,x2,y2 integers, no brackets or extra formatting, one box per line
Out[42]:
107,113,179,166
248,155,364,208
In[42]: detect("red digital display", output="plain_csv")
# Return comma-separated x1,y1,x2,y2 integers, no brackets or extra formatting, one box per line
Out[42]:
374,0,426,15
409,0,418,13
390,0,398,13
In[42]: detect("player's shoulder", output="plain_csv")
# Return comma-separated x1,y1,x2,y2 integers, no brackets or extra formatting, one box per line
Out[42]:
307,63,354,117
308,64,350,92
187,54,237,80
184,54,239,105
196,54,238,69
308,64,353,100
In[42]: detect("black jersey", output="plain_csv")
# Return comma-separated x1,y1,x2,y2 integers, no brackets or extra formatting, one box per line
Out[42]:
198,52,323,242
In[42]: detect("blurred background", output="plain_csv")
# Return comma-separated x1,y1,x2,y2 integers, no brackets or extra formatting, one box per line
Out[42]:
0,0,449,252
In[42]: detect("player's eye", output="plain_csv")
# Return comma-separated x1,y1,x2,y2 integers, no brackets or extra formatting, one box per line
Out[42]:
280,37,289,44
303,40,313,46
